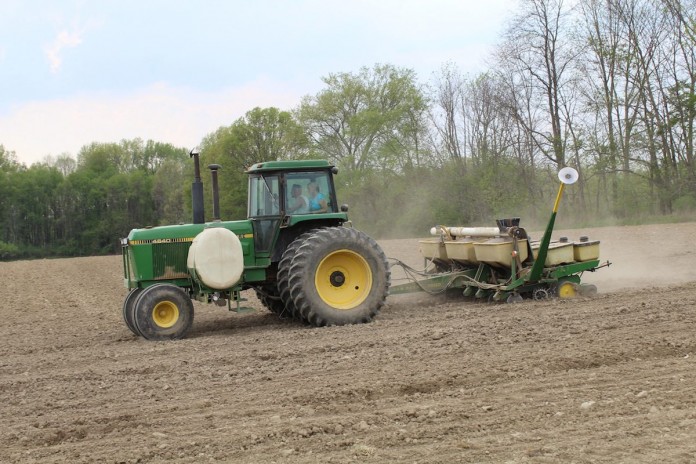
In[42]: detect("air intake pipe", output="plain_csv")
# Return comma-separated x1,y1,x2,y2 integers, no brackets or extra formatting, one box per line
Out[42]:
208,164,222,221
190,148,205,224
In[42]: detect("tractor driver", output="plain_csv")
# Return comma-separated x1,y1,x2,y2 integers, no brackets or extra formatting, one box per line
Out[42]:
287,184,309,214
307,182,328,213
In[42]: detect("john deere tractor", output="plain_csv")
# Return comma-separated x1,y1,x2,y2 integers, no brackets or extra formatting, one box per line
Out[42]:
121,153,390,340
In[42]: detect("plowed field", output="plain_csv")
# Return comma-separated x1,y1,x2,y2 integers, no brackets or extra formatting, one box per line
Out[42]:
1,222,695,463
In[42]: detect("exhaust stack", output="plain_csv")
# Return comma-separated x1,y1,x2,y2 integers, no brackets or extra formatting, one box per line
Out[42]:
190,149,205,224
208,164,222,221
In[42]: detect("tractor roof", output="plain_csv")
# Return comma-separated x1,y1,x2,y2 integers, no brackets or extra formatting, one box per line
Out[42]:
246,159,334,173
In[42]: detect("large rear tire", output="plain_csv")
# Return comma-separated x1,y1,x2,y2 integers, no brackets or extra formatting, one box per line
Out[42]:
287,227,390,326
277,230,320,320
254,284,286,316
133,284,194,340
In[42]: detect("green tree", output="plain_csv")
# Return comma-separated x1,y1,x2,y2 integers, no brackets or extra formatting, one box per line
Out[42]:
0,146,20,243
297,63,429,173
77,138,188,174
66,139,188,254
199,107,308,220
4,164,62,249
152,158,189,225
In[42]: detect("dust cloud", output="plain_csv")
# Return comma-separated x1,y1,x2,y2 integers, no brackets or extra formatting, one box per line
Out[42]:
552,223,696,292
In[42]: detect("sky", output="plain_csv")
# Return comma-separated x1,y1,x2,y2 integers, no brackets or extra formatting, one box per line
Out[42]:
0,0,517,166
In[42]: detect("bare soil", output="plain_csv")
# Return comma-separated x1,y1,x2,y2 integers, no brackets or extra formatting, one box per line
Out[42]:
1,222,695,463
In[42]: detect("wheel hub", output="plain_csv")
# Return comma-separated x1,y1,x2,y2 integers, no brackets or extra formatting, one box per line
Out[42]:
152,300,179,328
315,249,372,310
330,271,346,287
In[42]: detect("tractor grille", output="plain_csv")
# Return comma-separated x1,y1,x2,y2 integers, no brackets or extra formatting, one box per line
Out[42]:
152,242,191,280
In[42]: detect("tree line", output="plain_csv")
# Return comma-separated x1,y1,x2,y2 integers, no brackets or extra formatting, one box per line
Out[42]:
0,141,190,259
1,0,694,259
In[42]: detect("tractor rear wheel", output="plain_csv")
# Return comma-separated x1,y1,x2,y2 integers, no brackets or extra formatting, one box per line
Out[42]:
255,284,286,316
287,227,390,326
122,288,143,335
277,230,320,319
132,284,194,340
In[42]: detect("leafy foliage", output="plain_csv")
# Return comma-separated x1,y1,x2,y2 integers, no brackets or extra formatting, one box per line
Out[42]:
199,107,309,220
2,0,696,259
0,139,188,259
298,64,429,173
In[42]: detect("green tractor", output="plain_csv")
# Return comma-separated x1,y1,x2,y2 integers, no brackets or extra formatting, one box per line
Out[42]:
121,152,390,340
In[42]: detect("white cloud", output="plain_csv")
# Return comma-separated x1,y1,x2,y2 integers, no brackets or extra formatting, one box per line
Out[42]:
0,79,308,166
1,0,519,165
44,27,85,73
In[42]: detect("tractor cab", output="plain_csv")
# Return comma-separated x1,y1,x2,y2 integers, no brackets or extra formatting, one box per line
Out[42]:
246,160,348,260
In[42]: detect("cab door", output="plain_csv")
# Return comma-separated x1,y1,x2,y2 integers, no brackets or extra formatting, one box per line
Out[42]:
248,174,281,255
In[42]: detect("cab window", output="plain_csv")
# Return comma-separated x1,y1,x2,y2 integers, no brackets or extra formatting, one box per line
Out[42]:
248,175,280,217
285,171,335,214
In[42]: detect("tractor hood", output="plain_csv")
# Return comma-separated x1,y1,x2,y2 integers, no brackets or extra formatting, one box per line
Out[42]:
123,220,255,288
126,221,254,244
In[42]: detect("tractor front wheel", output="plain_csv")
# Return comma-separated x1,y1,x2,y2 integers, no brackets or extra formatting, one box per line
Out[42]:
122,288,143,335
287,227,390,326
132,284,194,340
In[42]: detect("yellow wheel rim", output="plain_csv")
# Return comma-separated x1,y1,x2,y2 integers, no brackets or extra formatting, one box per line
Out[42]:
315,249,372,310
558,282,577,299
152,300,180,328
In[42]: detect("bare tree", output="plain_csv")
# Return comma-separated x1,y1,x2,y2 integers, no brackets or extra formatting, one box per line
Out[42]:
578,0,643,210
660,0,696,194
429,62,467,169
498,0,579,169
